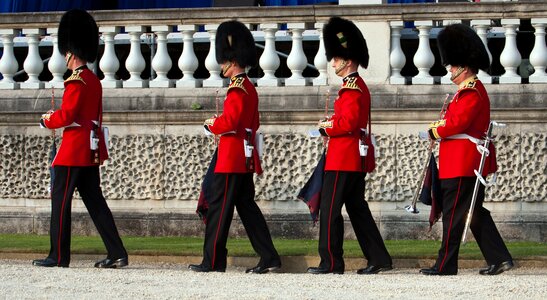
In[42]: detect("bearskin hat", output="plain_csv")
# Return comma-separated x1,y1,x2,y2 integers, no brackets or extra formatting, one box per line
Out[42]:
437,23,490,71
58,9,99,63
323,17,369,68
215,20,257,68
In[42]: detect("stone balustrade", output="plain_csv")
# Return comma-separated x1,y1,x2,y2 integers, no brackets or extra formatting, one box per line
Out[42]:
0,2,546,89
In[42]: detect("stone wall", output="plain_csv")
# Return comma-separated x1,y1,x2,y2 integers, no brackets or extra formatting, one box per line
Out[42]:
0,85,546,241
1,130,545,203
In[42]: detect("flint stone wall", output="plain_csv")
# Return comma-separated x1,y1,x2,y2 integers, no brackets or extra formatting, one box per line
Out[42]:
0,85,545,241
1,131,545,203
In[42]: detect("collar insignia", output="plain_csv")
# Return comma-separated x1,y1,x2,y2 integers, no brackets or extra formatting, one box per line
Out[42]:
228,76,248,94
64,69,86,85
341,76,361,92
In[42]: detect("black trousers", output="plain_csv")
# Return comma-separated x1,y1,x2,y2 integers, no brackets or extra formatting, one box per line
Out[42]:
318,171,392,272
48,166,127,266
435,177,512,274
201,173,280,270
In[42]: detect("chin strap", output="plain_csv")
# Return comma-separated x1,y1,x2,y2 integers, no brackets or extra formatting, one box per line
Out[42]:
221,62,232,77
335,60,347,76
65,52,73,67
450,66,465,81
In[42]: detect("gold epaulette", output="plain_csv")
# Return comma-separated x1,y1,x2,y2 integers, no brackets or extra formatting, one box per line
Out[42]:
341,77,361,92
228,76,247,94
65,69,86,85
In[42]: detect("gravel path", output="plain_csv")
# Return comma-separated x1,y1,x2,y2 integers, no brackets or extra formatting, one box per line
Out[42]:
2,259,546,299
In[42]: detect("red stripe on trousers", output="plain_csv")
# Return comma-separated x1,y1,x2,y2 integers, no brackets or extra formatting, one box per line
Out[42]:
212,175,229,270
57,167,71,265
327,172,339,272
439,178,462,272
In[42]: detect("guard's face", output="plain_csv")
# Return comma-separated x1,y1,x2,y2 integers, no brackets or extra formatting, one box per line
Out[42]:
446,65,465,83
445,65,455,76
331,57,348,77
64,52,74,69
221,61,233,78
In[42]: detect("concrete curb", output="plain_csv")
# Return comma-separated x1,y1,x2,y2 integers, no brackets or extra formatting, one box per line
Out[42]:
3,252,546,273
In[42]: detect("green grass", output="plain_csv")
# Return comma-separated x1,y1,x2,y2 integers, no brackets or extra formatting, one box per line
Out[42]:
0,234,545,259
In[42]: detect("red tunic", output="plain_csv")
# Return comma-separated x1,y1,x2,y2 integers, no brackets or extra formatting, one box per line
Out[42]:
43,68,107,167
205,75,262,174
432,77,496,179
321,74,370,172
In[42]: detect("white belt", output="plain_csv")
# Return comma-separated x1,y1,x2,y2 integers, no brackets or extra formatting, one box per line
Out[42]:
445,133,482,145
65,120,99,128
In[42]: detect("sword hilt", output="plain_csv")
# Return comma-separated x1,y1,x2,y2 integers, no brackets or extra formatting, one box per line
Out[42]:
492,121,507,128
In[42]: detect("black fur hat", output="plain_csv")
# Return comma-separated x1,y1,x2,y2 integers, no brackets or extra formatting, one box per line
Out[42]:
437,23,490,71
323,17,369,68
58,9,99,63
215,21,257,68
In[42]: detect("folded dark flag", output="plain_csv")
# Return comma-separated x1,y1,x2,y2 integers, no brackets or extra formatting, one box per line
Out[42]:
297,152,326,223
419,153,443,229
197,149,218,224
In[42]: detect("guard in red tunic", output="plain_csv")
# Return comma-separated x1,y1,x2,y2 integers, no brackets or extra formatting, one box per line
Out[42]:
420,24,513,276
33,9,127,269
307,17,392,275
189,21,281,274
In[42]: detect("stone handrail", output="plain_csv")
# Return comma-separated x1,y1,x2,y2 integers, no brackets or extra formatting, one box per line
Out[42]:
0,2,545,26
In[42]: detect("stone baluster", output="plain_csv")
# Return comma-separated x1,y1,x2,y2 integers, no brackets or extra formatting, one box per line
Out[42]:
150,25,174,88
176,25,200,88
99,26,121,88
203,24,224,88
412,21,434,84
499,19,522,84
313,22,327,86
124,26,149,88
286,23,309,86
0,29,20,89
440,20,462,84
258,23,280,87
389,21,405,85
529,18,547,83
471,20,493,84
45,28,67,89
21,28,45,89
